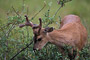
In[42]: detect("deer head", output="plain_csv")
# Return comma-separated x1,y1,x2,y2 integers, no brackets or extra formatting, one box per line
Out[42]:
19,15,54,50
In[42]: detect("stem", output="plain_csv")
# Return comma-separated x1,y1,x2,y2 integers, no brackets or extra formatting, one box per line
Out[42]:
30,3,46,20
12,6,20,17
5,23,16,37
10,41,33,60
44,22,50,28
53,5,62,18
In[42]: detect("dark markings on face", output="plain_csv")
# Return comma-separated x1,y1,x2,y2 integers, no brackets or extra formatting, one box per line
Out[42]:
33,25,42,43
37,38,42,41
33,34,37,43
33,34,42,44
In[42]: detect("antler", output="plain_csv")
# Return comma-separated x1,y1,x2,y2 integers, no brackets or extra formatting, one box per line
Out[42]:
19,15,33,28
19,15,42,35
38,18,42,34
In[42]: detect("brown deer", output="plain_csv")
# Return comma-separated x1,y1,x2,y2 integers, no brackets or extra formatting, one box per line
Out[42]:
19,15,87,60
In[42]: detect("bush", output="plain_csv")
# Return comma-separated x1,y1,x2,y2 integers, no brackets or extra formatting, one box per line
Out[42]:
0,0,90,60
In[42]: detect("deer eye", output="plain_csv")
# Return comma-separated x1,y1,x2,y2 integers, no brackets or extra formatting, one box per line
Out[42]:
37,38,42,41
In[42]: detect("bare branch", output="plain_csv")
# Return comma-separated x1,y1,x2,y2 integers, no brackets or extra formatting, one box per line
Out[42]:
53,5,62,18
12,6,20,16
30,2,46,20
10,41,33,60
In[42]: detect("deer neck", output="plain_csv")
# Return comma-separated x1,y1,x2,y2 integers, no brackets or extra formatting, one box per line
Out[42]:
47,30,68,47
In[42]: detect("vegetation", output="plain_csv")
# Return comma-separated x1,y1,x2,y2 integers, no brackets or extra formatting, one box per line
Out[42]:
0,0,90,60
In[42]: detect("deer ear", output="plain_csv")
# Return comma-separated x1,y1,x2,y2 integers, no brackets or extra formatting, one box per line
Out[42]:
44,27,54,33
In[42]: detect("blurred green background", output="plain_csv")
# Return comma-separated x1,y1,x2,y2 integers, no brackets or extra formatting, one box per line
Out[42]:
0,0,90,60
0,0,90,34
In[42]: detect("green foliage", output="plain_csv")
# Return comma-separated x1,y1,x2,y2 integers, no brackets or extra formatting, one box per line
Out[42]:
79,44,90,60
0,0,90,60
42,9,55,27
7,15,25,24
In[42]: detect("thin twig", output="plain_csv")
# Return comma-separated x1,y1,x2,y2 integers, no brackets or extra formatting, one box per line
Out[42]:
10,41,33,60
0,26,5,34
30,3,46,20
12,6,20,16
1,22,16,41
5,23,16,37
53,5,62,18
22,0,25,11
44,5,62,27
45,22,50,28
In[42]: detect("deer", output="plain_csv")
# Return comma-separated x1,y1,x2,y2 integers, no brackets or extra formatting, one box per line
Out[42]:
19,15,87,60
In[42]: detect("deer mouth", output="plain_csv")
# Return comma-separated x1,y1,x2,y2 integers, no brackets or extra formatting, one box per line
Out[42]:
33,47,41,51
